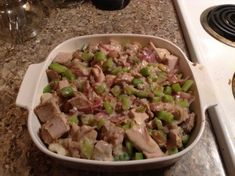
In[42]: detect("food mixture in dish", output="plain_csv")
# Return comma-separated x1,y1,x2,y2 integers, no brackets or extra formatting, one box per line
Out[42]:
34,40,195,161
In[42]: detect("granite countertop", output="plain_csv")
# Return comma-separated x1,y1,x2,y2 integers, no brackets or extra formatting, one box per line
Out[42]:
0,0,226,175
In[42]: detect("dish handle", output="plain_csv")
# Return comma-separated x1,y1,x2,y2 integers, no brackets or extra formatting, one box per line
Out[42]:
188,61,217,110
16,62,45,109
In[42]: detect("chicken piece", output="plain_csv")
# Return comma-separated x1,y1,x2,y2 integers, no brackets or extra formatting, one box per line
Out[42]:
53,52,72,65
91,65,105,83
152,130,167,148
126,125,164,158
58,79,70,90
167,127,183,148
71,59,91,76
71,125,97,142
48,143,69,156
181,113,195,133
34,99,61,123
129,108,149,126
114,73,133,84
165,54,178,72
101,122,124,146
92,140,113,161
46,69,60,82
40,113,69,144
40,93,53,103
105,74,116,87
68,92,92,112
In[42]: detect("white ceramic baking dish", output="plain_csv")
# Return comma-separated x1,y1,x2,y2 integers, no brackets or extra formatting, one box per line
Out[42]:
16,34,217,171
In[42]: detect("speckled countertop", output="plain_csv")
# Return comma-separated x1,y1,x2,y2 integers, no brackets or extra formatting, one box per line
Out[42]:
0,0,226,175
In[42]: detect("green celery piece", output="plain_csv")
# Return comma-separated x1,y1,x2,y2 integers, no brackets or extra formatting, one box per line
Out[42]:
124,85,136,95
154,118,163,130
81,114,95,126
60,86,74,97
97,118,106,130
94,51,107,62
111,85,121,97
134,90,150,98
61,69,76,81
172,83,182,93
49,63,68,73
122,121,132,130
182,80,194,92
115,152,130,161
158,111,174,123
103,101,113,114
163,94,174,102
103,58,114,70
111,66,123,75
125,140,133,156
152,96,161,103
153,88,164,97
176,99,189,108
164,86,172,95
68,115,78,125
134,152,144,160
81,51,93,62
167,147,178,155
120,95,131,110
43,84,52,93
95,83,107,95
80,139,94,159
140,67,150,77
132,78,143,87
136,106,146,112
182,134,190,145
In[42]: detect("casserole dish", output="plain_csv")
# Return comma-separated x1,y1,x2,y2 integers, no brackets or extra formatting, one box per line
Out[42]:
16,34,217,171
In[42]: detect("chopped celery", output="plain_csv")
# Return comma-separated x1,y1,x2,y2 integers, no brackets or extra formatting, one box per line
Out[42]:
111,85,121,97
167,147,178,155
172,83,181,93
163,94,174,102
61,69,76,81
152,96,161,103
119,95,131,110
49,63,68,73
134,152,144,160
153,88,164,97
176,99,189,108
60,86,74,97
122,121,132,130
43,84,52,93
103,58,114,70
115,152,130,161
154,118,163,130
134,90,150,98
164,86,172,95
103,101,113,114
136,106,146,112
123,85,136,95
111,66,123,75
80,139,94,159
94,51,107,62
68,115,78,125
140,67,150,77
81,51,93,62
95,83,107,95
125,140,133,156
97,118,106,130
182,80,194,92
158,111,174,123
132,78,143,87
182,134,190,145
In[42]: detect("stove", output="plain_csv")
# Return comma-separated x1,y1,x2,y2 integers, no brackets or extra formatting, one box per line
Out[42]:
174,0,235,174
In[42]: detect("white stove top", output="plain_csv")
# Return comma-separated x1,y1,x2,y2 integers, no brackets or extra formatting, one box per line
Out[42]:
174,0,235,174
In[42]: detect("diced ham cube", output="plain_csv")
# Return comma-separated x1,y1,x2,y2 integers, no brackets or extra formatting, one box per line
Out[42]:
46,69,60,82
34,99,61,123
40,113,69,144
53,52,72,65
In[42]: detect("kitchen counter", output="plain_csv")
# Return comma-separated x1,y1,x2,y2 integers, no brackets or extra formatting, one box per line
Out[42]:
0,0,226,175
